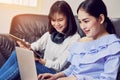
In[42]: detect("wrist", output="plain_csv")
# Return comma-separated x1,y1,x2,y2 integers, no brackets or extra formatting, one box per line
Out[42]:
54,74,60,79
39,58,46,65
54,72,65,79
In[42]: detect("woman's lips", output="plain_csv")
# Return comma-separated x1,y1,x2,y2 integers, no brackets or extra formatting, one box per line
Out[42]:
84,30,90,34
56,26,62,29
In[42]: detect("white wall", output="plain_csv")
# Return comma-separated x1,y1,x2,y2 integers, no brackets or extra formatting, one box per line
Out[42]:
0,0,120,33
104,0,120,18
0,8,41,34
42,0,120,18
0,0,44,33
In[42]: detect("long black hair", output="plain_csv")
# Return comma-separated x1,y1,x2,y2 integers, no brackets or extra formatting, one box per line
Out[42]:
77,0,116,34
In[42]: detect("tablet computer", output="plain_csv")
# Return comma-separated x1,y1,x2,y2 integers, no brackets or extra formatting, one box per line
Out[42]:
9,34,42,58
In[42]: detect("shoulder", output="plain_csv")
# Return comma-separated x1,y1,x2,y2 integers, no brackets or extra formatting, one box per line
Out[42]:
40,32,51,39
71,32,80,38
35,32,50,43
66,32,80,41
42,32,50,36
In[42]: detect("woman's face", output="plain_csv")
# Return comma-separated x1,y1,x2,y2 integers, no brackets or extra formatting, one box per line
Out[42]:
78,9,103,39
51,12,67,33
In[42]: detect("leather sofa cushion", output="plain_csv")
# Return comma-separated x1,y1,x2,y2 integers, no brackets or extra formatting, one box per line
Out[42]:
0,34,15,67
9,14,49,44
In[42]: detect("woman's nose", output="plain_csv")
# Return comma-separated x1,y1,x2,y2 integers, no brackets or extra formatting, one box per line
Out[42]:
80,23,84,28
54,21,60,26
80,23,86,30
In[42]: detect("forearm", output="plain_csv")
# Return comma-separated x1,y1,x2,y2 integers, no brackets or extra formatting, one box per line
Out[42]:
35,57,46,65
54,72,66,79
39,58,46,65
57,76,77,80
55,72,77,80
31,32,49,51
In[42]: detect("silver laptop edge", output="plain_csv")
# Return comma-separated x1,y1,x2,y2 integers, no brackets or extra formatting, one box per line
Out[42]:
16,47,38,80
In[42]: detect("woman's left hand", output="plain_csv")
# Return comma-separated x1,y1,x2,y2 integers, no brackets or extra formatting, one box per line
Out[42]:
35,57,46,65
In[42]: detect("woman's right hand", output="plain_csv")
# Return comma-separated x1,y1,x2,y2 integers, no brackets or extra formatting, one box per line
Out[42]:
38,73,56,80
17,39,31,49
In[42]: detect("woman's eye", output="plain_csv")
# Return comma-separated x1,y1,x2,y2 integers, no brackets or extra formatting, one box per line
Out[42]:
51,19,55,22
84,20,89,23
58,19,63,21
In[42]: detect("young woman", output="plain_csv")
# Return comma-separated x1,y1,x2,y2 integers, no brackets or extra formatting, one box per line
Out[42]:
38,0,120,80
0,1,80,80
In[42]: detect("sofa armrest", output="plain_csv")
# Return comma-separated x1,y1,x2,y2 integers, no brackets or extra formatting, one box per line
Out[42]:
0,52,6,67
0,34,16,67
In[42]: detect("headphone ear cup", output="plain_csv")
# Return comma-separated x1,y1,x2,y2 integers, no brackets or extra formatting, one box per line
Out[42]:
51,32,66,44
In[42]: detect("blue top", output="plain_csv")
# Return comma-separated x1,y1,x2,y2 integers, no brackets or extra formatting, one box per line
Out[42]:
63,34,120,80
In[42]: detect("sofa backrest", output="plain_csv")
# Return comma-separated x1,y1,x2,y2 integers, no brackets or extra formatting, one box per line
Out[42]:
9,14,86,44
111,18,120,80
10,14,120,40
10,14,49,44
111,18,120,37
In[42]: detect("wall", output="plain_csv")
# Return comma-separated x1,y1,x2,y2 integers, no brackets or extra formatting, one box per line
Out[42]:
41,0,120,18
0,0,44,33
0,0,120,33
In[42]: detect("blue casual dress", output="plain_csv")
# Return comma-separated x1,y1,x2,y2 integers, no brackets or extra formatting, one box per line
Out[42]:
63,34,120,80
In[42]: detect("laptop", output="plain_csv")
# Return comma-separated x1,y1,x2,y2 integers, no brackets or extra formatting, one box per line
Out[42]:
16,47,38,80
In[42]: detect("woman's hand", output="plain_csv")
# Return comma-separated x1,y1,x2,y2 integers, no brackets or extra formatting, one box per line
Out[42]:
38,73,56,80
38,73,76,80
17,39,31,49
35,57,46,65
57,76,77,80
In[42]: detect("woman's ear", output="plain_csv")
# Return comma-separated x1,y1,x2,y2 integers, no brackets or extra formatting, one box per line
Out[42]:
99,14,105,24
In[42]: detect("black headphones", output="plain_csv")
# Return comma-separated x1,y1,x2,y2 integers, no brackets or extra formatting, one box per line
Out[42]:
51,32,67,44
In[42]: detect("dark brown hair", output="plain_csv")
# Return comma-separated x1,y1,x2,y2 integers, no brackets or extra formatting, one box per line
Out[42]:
48,1,77,37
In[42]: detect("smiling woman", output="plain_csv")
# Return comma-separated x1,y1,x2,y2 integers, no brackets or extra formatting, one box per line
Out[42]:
0,0,37,7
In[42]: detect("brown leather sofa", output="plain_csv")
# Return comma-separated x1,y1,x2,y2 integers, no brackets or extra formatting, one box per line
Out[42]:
0,14,120,80
0,14,49,67
0,14,85,68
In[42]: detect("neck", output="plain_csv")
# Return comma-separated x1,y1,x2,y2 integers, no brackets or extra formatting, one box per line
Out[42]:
93,31,109,40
